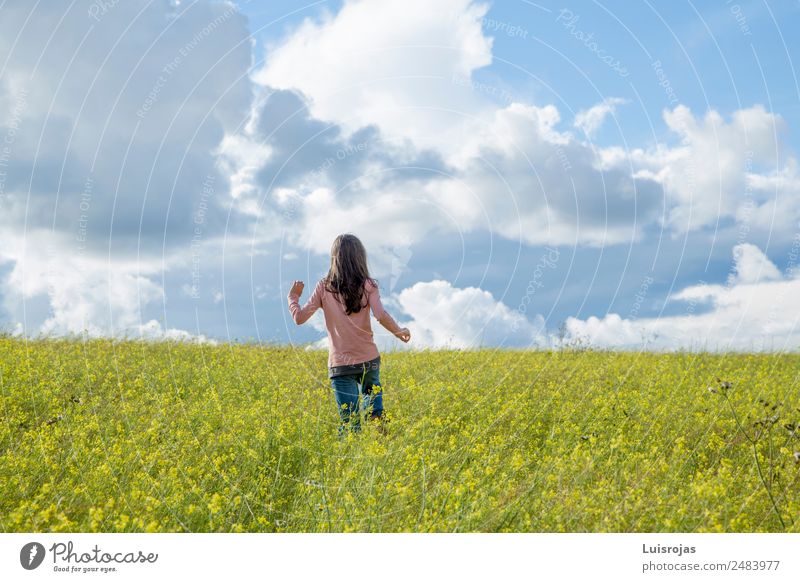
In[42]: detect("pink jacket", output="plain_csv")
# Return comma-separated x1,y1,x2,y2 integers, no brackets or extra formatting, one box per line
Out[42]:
288,279,400,368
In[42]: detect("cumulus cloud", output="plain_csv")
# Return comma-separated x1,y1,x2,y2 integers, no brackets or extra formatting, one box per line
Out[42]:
393,280,545,349
443,102,664,246
137,319,215,344
741,157,800,238
0,0,253,246
0,224,228,340
228,86,664,253
254,0,493,144
238,0,798,254
215,87,451,277
623,104,787,232
727,243,782,285
574,97,628,137
0,0,254,338
563,243,800,351
1,229,160,337
250,0,786,252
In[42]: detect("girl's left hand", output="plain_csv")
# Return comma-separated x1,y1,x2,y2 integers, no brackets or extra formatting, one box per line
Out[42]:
290,280,305,297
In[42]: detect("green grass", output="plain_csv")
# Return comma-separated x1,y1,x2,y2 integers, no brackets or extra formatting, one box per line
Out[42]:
1,338,799,532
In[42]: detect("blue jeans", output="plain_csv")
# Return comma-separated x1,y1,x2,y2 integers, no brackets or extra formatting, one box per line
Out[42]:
330,366,383,433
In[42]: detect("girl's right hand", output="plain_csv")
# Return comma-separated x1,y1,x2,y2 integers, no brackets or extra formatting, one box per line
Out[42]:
289,280,305,297
394,327,411,343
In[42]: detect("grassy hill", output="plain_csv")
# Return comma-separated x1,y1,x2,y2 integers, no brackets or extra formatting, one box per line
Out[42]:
1,338,798,532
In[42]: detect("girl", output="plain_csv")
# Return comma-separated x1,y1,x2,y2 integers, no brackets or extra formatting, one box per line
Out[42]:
287,234,411,434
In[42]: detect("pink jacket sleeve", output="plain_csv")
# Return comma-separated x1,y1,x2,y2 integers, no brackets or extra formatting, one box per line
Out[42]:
367,279,401,332
288,280,323,325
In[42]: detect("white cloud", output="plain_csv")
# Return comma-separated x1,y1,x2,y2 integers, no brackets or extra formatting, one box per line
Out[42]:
564,244,800,351
442,102,663,246
627,104,786,232
233,90,664,251
254,0,493,144
574,97,628,137
137,320,215,343
0,229,211,341
243,0,666,248
215,133,272,201
290,185,441,258
741,157,800,237
727,242,782,285
0,1,252,239
393,279,545,349
1,229,162,337
238,1,799,254
0,0,253,339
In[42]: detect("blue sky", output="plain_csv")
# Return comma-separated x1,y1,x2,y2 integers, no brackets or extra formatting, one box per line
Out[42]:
1,0,799,350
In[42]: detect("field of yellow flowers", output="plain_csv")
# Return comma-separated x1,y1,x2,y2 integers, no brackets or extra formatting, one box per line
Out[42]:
1,337,798,532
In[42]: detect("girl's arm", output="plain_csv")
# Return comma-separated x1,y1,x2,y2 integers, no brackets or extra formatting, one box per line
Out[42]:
288,280,323,325
367,280,411,342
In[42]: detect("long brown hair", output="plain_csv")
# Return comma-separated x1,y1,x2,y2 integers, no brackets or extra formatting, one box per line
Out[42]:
324,234,376,315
